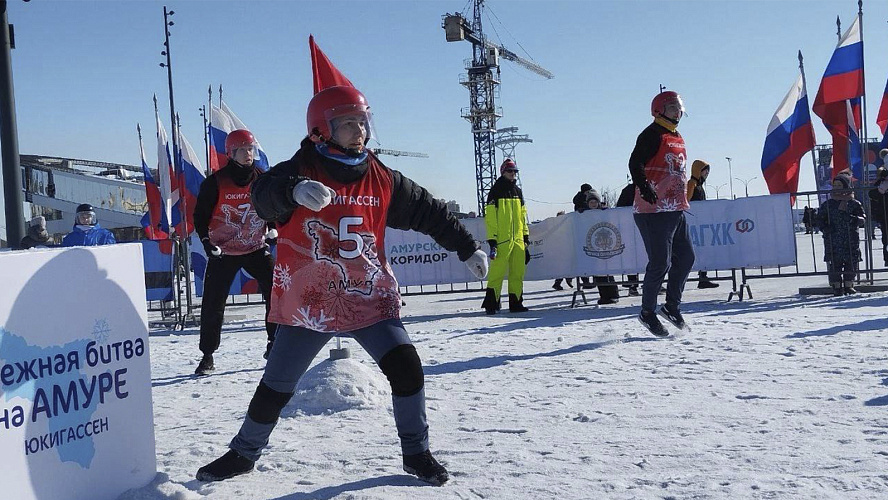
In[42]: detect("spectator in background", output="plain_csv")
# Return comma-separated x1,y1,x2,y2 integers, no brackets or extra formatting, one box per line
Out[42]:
868,166,888,266
580,189,619,305
573,183,593,212
20,216,52,249
616,182,640,296
482,158,531,314
61,204,116,247
818,170,866,296
802,206,814,234
686,159,718,289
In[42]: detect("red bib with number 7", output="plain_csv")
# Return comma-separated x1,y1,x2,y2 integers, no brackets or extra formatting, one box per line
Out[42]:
207,175,267,256
271,156,401,333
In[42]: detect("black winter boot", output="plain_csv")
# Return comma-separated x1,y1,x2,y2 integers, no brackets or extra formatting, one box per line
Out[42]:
196,449,255,482
843,281,858,295
508,293,529,313
403,450,449,486
194,354,214,376
481,288,499,315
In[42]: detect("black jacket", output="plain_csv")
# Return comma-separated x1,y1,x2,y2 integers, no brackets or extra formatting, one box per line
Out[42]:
616,183,635,208
869,188,888,224
193,159,266,241
251,138,479,261
628,122,676,187
572,190,589,212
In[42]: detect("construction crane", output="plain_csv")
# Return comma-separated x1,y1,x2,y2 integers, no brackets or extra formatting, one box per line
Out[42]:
372,148,429,158
443,0,552,214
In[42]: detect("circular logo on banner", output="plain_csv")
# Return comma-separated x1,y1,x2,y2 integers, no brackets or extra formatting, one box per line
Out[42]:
583,222,625,259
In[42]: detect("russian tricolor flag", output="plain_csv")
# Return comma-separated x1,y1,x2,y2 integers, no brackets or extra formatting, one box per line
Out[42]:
761,70,816,202
207,101,269,172
171,129,206,236
138,123,169,240
813,16,864,177
155,113,180,230
875,79,888,167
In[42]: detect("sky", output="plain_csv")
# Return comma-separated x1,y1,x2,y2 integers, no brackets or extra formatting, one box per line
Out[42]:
119,232,888,499
3,0,888,233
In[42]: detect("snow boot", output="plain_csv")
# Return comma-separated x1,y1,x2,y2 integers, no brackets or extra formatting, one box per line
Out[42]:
658,304,687,330
552,280,564,291
830,283,844,297
627,284,640,296
508,293,529,313
194,354,214,376
263,341,274,360
196,449,255,482
403,450,449,486
638,310,669,338
843,281,858,295
481,288,499,315
566,278,574,288
698,280,719,289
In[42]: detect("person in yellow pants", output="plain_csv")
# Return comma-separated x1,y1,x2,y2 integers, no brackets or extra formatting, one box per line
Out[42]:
482,158,531,314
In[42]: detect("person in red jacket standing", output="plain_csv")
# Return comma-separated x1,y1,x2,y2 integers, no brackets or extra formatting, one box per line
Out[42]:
628,91,695,337
196,86,488,487
192,129,278,375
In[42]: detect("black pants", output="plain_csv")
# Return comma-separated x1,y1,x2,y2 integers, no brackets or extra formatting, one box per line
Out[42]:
827,260,858,285
878,221,888,265
633,211,696,313
592,275,619,299
199,248,276,355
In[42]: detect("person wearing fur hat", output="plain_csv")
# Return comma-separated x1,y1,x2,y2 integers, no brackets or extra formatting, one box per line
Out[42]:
482,158,530,314
687,160,719,289
20,216,52,249
573,183,593,212
868,165,888,266
817,170,866,295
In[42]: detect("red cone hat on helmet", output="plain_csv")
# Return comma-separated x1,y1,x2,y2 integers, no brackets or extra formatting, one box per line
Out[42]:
310,35,355,95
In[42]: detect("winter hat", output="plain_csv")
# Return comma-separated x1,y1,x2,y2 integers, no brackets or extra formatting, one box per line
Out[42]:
30,216,46,230
876,167,888,185
500,158,518,175
585,188,601,204
832,171,852,190
580,183,592,192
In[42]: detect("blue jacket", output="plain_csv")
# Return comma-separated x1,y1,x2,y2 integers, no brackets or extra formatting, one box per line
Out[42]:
61,223,117,247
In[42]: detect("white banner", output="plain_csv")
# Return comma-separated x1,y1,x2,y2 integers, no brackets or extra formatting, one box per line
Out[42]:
386,194,796,286
0,244,156,500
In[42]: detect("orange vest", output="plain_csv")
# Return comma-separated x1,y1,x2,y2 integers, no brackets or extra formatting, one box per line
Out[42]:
270,155,400,333
208,175,266,255
634,133,690,213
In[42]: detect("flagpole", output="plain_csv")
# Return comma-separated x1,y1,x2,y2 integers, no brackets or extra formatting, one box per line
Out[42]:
176,112,195,321
219,84,223,107
200,105,210,177
858,0,869,185
154,94,183,326
800,50,819,201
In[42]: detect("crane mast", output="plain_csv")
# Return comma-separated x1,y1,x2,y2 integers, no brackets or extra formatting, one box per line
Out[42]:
443,0,551,215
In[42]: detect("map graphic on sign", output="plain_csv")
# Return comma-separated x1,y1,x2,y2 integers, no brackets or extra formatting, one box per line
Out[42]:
307,220,381,295
0,327,98,468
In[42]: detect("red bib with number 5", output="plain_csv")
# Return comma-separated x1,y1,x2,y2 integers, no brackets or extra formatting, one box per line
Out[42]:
271,155,401,333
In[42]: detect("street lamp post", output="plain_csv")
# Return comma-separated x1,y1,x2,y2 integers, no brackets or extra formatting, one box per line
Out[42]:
734,176,758,197
711,183,727,199
725,157,734,199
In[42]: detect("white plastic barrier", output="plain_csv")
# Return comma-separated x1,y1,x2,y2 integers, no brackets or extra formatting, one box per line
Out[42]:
386,194,796,286
0,244,156,500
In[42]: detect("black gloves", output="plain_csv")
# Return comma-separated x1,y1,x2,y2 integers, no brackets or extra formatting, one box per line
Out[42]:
524,235,531,264
638,181,658,205
201,237,222,259
488,239,497,260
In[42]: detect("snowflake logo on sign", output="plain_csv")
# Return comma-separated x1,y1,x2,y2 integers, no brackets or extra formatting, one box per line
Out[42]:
92,318,111,343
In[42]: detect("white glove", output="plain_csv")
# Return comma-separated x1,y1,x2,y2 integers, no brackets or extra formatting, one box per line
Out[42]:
465,249,489,280
265,228,278,240
292,180,336,211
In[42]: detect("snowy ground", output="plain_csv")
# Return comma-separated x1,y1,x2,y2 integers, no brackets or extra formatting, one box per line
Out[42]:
122,233,888,499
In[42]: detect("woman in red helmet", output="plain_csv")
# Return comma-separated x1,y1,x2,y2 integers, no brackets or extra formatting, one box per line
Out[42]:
628,90,696,337
196,86,488,486
192,129,278,375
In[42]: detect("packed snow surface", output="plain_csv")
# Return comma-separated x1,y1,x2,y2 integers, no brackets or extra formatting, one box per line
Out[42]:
120,234,888,499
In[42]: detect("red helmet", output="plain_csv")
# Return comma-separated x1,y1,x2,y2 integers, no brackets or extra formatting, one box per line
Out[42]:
500,158,518,175
225,129,257,156
651,91,685,118
307,86,372,141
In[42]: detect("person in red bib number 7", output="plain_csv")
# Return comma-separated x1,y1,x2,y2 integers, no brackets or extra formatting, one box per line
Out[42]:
196,85,489,487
